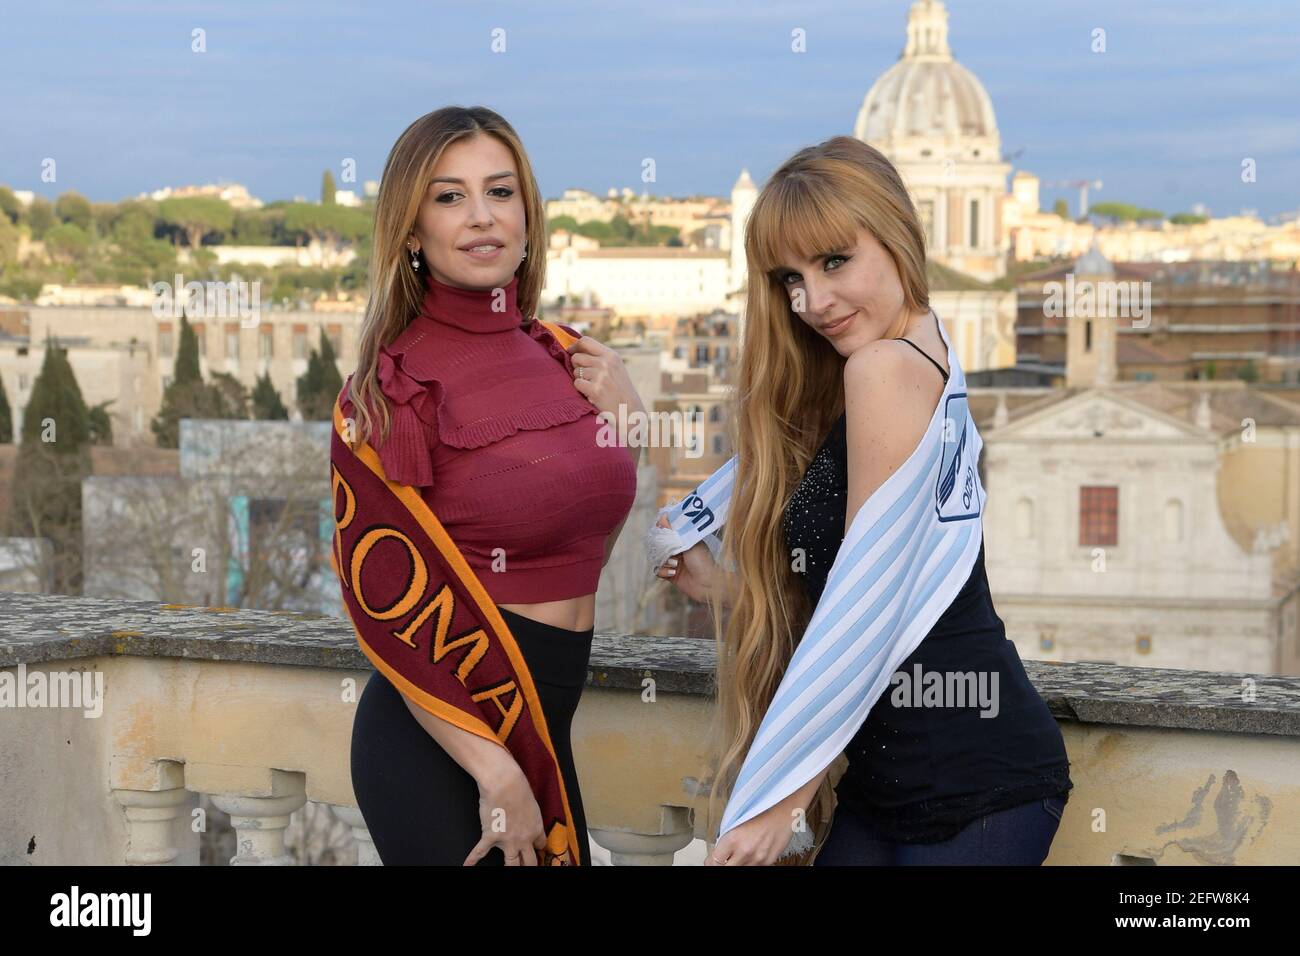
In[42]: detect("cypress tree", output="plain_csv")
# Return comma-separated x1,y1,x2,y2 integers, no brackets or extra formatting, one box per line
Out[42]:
0,372,12,443
7,333,93,592
295,328,343,420
251,371,289,420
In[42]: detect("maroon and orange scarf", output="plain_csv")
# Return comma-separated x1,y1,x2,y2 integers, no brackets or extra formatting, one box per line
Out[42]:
329,319,584,866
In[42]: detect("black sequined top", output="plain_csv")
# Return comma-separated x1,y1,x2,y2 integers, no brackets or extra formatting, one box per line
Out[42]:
782,388,1073,843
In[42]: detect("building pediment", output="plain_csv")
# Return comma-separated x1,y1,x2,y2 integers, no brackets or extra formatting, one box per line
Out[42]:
987,390,1209,442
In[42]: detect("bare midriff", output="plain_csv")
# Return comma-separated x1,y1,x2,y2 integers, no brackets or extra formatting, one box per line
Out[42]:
499,592,596,632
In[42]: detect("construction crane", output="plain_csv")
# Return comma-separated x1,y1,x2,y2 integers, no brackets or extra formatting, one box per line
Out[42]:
1044,179,1103,218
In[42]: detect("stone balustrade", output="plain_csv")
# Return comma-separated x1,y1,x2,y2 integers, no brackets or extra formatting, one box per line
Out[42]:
2,592,1297,865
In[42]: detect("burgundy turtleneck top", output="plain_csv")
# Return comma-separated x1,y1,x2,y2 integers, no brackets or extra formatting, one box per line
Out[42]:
343,272,637,603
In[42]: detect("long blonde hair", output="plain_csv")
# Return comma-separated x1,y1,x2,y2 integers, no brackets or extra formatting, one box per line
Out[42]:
347,106,549,449
704,135,931,861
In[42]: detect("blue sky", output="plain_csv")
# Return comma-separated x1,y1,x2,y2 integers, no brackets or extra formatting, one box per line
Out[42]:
2,0,1297,220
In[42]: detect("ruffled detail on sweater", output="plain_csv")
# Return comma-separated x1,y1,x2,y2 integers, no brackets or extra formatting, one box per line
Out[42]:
372,348,442,488
369,316,596,477
525,318,583,377
429,319,593,449
436,395,595,449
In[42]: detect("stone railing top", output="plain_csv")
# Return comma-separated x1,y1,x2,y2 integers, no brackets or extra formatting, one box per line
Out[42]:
2,592,1298,738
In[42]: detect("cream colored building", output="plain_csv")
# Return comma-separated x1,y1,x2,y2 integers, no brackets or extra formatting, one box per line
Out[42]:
981,386,1298,674
1002,171,1300,265
977,293,1300,673
33,284,159,308
546,186,727,237
853,0,1010,282
541,171,754,323
140,182,263,210
542,247,730,323
1,306,363,447
930,285,1017,374
193,243,358,270
1001,172,1098,262
545,187,621,224
0,327,157,447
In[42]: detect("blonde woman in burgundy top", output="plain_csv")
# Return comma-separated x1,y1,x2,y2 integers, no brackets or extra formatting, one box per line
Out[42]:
344,107,642,866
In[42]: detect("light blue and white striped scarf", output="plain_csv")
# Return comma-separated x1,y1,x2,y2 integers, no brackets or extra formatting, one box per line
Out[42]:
644,311,986,852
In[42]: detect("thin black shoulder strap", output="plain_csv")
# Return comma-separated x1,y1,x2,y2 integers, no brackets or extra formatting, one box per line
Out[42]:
896,315,949,382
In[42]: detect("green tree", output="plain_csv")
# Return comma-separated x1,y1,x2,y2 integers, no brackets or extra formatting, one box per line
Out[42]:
90,202,118,238
0,186,20,225
321,170,336,205
207,371,250,418
87,399,115,444
1053,198,1069,219
0,371,12,442
43,223,90,265
281,202,370,259
110,199,159,243
158,196,235,249
54,191,93,229
1090,201,1165,223
6,334,94,593
251,371,289,419
0,215,19,265
0,275,42,301
27,197,55,239
174,314,203,386
231,209,275,245
150,314,247,446
295,329,343,420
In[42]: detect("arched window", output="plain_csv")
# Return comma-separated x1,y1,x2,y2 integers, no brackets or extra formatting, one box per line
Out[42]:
1163,499,1184,542
1015,497,1035,539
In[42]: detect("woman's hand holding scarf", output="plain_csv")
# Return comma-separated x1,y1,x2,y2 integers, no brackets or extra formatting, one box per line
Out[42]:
651,514,717,602
463,759,550,866
706,770,824,866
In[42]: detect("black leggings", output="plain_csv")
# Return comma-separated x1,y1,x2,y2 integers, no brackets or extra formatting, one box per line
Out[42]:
350,605,593,865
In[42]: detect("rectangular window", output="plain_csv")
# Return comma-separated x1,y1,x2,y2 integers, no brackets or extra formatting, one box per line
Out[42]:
1079,485,1118,546
192,323,206,357
259,326,273,359
225,325,239,361
968,198,980,248
159,324,173,359
292,324,308,359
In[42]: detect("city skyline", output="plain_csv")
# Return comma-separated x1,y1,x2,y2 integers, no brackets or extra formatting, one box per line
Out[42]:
1,1,1297,221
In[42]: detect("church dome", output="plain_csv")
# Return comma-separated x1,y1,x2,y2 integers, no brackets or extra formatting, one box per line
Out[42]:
853,1,1001,158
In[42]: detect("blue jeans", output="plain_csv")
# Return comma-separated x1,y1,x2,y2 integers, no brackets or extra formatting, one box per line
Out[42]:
813,794,1067,865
